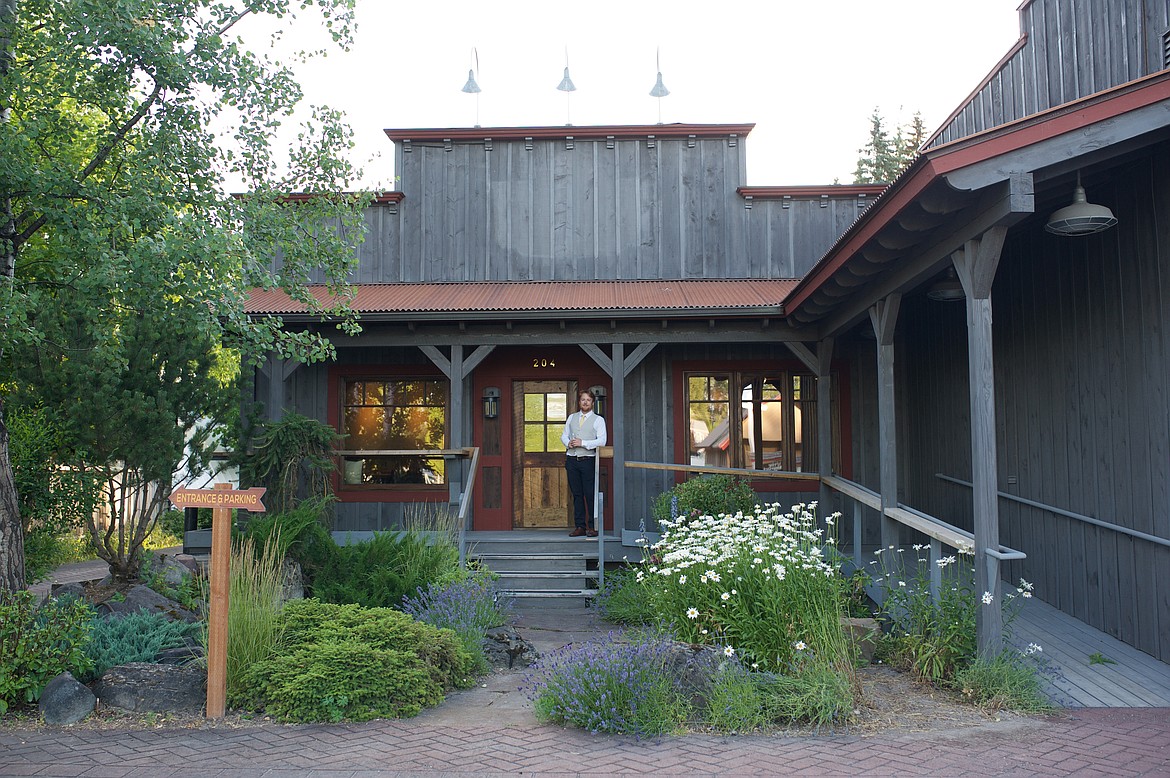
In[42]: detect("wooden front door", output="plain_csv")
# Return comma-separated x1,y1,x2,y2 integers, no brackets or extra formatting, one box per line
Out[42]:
513,379,574,528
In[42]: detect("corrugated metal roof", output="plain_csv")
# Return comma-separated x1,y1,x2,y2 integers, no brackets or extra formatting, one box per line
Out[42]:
246,280,796,317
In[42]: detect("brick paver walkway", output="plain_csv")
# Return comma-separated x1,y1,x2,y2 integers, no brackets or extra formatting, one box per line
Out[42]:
1,707,1167,776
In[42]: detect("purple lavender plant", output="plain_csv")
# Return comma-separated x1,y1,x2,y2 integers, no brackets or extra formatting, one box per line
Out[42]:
522,631,687,736
402,573,513,671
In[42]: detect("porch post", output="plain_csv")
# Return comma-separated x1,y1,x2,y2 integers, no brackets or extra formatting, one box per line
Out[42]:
611,343,625,536
869,294,901,552
953,227,1007,658
816,337,834,519
449,345,464,509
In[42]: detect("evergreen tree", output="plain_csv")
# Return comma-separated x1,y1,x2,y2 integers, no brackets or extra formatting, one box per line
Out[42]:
853,109,927,184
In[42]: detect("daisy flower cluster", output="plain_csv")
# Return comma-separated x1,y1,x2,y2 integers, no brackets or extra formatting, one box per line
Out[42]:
638,502,848,672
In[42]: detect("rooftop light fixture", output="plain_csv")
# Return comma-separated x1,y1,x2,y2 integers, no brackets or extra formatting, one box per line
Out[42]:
1045,172,1118,236
649,47,669,124
461,48,481,127
557,48,576,125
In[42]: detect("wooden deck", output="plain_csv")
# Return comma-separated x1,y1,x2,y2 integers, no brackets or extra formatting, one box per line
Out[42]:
1014,593,1170,707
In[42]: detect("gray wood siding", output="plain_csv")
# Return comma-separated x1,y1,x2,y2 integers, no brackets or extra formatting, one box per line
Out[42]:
897,148,1170,662
291,135,863,284
930,0,1170,148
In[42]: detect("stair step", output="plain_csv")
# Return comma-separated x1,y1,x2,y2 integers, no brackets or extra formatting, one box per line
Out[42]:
499,589,598,598
495,571,593,579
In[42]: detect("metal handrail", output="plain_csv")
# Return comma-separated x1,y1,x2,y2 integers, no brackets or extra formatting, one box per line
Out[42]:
456,447,480,566
936,472,1170,550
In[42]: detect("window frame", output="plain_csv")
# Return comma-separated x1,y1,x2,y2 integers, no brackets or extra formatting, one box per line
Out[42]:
327,365,451,501
672,360,850,491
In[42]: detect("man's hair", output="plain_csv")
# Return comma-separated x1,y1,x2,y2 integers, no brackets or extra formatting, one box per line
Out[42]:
579,389,595,401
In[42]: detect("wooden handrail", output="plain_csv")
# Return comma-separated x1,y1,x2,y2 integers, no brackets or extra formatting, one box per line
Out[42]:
821,475,882,510
336,448,469,457
626,460,820,481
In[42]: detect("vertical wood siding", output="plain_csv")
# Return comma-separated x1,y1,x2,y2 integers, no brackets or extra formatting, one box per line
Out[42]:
896,148,1170,662
930,0,1170,148
293,135,860,284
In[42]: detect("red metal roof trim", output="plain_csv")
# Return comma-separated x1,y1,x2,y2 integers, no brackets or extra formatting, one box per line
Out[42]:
246,279,796,317
738,185,887,199
384,123,755,143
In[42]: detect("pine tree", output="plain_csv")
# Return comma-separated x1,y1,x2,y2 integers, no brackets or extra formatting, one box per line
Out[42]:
853,109,927,184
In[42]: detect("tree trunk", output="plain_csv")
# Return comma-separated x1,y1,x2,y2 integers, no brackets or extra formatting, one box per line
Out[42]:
0,395,27,591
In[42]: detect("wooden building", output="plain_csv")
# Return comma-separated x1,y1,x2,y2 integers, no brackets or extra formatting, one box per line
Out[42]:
249,0,1170,663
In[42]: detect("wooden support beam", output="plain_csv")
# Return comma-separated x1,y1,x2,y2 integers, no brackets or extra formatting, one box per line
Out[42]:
786,342,819,373
419,345,452,379
462,344,496,375
953,234,1006,658
449,345,465,508
869,294,901,550
817,337,835,514
623,342,657,377
612,344,626,535
580,343,612,374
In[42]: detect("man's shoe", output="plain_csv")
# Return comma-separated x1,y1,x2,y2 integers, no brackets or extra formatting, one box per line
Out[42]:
585,529,598,537
569,527,586,537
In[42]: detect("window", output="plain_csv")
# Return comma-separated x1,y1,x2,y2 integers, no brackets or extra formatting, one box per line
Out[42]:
686,371,823,473
340,378,448,486
523,390,569,453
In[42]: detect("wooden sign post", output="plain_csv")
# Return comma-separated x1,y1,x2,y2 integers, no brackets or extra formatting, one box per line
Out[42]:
169,484,266,719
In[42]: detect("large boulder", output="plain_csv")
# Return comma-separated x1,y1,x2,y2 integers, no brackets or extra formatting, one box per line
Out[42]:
38,672,96,725
98,584,200,623
842,617,882,663
94,663,206,714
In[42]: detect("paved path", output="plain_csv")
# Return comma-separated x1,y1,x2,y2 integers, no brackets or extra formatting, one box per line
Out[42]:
1,707,1167,776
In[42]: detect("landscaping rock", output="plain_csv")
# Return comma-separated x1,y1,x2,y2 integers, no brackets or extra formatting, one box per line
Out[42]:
842,616,882,662
665,641,726,700
152,552,199,587
155,636,204,666
98,584,200,623
94,663,206,714
483,626,539,669
38,672,95,726
48,581,89,601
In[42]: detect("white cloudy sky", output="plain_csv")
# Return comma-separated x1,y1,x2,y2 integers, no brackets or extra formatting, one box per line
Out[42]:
239,0,1023,189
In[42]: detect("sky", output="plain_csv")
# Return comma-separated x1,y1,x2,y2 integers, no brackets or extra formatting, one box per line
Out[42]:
240,0,1024,190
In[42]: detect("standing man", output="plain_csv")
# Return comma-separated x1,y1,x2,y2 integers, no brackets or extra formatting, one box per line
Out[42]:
561,389,607,537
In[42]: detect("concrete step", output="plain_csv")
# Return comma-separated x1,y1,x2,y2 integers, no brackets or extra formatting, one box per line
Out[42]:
478,554,588,573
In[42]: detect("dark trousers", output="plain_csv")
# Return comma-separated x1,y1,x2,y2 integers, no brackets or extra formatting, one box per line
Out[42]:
565,456,595,529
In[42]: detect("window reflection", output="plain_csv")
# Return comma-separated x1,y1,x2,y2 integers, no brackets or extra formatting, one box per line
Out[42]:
687,371,819,473
342,379,448,485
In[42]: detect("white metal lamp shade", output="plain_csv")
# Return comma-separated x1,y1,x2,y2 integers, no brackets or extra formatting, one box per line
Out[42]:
1045,175,1117,236
461,69,481,94
557,67,576,92
649,72,670,97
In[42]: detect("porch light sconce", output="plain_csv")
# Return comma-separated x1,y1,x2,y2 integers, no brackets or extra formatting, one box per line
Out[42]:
589,385,607,417
1045,172,1118,236
926,267,965,302
482,387,500,420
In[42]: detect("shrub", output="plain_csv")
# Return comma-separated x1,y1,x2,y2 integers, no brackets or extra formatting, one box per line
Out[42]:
0,591,94,713
241,411,340,515
594,566,655,625
312,530,461,608
240,599,475,721
524,631,688,736
401,571,512,675
651,473,756,526
82,611,199,682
